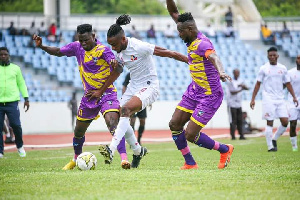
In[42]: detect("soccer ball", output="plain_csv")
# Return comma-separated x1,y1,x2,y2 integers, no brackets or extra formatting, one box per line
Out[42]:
76,152,97,170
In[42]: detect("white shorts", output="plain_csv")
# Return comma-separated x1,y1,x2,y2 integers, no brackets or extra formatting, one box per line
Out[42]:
288,103,300,121
120,81,159,111
262,100,288,120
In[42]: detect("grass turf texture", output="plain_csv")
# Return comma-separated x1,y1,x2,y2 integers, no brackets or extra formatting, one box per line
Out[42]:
0,137,299,200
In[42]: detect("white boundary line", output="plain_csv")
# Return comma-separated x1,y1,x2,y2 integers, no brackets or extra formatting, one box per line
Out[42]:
4,132,275,150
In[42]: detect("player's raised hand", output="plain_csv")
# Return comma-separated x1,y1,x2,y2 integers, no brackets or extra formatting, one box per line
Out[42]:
219,72,232,82
32,34,43,47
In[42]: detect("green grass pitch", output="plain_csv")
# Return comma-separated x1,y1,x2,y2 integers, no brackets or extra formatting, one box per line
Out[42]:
0,137,299,200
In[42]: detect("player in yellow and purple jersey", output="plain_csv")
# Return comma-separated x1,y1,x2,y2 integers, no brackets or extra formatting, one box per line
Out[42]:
166,0,234,170
33,24,131,170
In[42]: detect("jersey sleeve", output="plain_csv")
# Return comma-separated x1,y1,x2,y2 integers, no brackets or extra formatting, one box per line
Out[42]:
102,46,116,70
16,67,29,98
257,66,265,82
60,42,79,57
134,39,155,56
196,40,214,58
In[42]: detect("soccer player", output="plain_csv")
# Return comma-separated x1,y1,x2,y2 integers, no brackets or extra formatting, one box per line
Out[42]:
33,24,131,170
166,0,234,170
250,47,298,152
287,54,300,151
122,73,147,144
98,14,188,168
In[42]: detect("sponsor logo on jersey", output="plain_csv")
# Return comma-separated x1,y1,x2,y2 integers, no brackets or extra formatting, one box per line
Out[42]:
131,55,138,61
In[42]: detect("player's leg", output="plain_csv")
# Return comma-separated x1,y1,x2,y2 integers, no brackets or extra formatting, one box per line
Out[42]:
289,120,298,151
103,111,130,169
130,114,137,131
63,96,100,170
262,101,276,151
236,107,245,139
185,90,233,169
185,120,233,169
169,108,198,169
5,102,25,157
137,108,147,144
272,102,289,150
288,106,298,151
109,96,142,155
61,119,92,170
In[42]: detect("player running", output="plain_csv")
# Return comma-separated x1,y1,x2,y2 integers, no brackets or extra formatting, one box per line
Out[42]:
98,14,188,168
166,0,234,170
33,24,131,170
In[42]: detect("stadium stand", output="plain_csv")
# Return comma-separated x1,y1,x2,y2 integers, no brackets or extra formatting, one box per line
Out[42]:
1,28,265,102
273,31,300,62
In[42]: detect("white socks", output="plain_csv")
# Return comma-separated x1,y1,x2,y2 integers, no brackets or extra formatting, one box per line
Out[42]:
110,117,130,155
125,125,141,155
290,136,298,149
265,126,273,150
272,125,287,141
109,117,141,156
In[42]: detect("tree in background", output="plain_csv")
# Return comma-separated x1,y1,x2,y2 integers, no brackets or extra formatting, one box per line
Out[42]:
253,0,300,17
0,0,167,15
1,0,43,12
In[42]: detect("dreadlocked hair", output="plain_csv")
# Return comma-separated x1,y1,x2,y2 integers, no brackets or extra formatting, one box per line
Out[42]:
178,12,194,23
77,24,92,34
107,14,131,37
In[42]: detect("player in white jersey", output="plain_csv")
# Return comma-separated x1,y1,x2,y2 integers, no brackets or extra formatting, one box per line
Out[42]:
250,47,298,152
98,14,188,168
287,55,300,151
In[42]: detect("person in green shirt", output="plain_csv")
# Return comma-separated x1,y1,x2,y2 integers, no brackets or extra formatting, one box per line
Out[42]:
0,47,29,158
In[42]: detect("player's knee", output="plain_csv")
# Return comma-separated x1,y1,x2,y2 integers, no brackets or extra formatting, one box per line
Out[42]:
120,106,131,117
281,121,289,127
169,120,181,131
74,127,85,138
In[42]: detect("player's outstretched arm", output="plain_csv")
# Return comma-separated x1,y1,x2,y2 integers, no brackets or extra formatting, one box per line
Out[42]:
85,60,123,103
154,46,188,63
250,81,261,109
285,82,299,107
166,0,180,23
207,53,231,82
32,34,64,57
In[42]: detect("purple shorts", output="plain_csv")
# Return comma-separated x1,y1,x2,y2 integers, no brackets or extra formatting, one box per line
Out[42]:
177,84,223,127
77,92,120,121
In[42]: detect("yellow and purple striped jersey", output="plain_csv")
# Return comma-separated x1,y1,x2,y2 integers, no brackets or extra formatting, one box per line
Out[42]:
186,32,221,97
60,39,117,93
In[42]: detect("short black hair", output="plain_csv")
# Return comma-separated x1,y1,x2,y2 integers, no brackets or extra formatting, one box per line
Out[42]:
0,47,9,53
178,12,194,23
107,14,131,38
77,24,93,34
267,47,277,53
